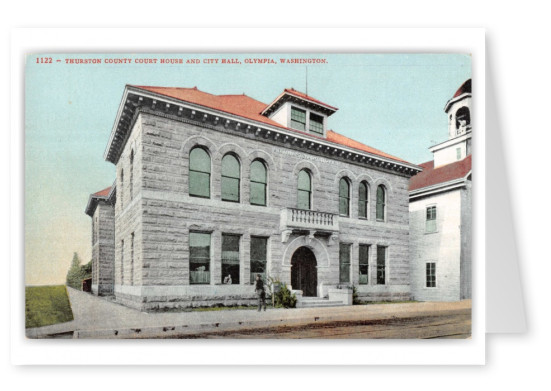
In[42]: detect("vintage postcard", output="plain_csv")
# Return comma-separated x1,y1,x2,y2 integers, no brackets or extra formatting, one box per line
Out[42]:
24,52,472,340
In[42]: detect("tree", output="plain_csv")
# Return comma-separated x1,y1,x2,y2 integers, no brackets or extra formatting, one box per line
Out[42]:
66,252,84,289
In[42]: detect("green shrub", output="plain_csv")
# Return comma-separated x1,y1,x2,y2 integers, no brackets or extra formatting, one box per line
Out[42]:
65,253,92,290
273,283,297,308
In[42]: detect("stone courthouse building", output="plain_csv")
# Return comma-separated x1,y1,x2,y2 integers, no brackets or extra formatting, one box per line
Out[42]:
408,80,472,302
85,85,422,311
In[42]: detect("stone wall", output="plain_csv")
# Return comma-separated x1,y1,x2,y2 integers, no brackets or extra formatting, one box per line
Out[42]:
92,200,115,295
113,110,412,310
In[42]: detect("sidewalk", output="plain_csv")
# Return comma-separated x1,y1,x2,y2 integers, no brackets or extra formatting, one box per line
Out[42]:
27,287,471,339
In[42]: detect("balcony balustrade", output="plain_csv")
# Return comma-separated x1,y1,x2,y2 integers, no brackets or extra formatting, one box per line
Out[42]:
280,208,339,233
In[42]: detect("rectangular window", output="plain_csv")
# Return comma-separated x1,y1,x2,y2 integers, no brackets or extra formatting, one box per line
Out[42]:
222,234,240,285
426,206,437,233
456,147,462,160
92,217,97,244
130,232,134,286
376,246,386,285
339,243,351,283
120,240,124,284
250,237,268,284
309,112,324,135
290,107,306,131
359,244,370,285
426,262,436,287
189,232,211,284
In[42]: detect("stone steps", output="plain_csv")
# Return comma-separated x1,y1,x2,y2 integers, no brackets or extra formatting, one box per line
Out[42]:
297,298,346,308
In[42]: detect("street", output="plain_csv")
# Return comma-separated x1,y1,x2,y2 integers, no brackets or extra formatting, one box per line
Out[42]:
169,308,471,339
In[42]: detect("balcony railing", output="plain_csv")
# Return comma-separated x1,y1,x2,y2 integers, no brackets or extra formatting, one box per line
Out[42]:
280,208,339,232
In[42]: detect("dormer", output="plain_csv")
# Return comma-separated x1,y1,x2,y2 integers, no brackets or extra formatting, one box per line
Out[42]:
261,88,338,138
444,79,472,139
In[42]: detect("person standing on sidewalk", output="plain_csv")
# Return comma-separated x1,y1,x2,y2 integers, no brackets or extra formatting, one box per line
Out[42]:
255,274,266,312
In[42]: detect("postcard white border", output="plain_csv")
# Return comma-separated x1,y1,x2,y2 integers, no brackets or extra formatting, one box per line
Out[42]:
11,27,485,365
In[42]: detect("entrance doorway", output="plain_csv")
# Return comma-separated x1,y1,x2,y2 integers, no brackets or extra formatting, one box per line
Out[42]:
291,247,318,297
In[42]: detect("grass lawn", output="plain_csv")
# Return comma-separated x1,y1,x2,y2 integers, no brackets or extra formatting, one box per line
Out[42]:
25,285,74,328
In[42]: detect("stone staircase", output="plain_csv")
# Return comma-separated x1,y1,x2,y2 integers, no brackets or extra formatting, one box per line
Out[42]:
297,297,346,308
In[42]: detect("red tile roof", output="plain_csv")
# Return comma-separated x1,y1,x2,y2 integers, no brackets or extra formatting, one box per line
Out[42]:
326,130,408,163
283,88,338,110
132,85,286,130
409,155,472,191
131,85,410,164
93,186,111,197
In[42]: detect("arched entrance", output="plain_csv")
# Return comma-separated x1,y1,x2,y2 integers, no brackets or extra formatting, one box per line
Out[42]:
291,247,318,297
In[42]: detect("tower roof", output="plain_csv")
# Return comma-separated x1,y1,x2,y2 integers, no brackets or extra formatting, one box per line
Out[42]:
453,79,471,98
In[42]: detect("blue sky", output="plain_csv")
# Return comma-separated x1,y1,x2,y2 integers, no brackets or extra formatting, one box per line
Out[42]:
25,53,471,285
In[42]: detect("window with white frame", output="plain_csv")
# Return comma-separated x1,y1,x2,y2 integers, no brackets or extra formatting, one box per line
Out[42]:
309,112,324,135
290,107,306,131
426,206,437,233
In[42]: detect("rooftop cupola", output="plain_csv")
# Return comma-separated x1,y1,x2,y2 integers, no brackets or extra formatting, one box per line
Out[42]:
444,79,472,139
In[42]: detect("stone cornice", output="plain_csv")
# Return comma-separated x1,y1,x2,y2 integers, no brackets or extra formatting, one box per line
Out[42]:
104,86,422,177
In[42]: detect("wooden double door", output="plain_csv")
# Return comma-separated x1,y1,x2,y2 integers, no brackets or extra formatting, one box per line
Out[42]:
291,247,318,297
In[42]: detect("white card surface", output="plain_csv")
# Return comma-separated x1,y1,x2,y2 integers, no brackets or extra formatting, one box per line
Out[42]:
485,54,526,333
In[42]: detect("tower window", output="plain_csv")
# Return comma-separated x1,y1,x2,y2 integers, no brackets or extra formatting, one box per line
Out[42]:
455,107,471,133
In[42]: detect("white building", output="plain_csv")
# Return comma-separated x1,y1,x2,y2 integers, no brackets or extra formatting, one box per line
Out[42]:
408,80,472,302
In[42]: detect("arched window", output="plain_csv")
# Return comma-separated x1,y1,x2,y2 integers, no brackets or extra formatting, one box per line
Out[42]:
297,169,311,210
359,181,368,219
129,150,134,201
189,147,211,198
120,169,124,208
339,177,350,217
455,106,471,133
250,159,267,206
221,154,240,202
376,185,386,221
